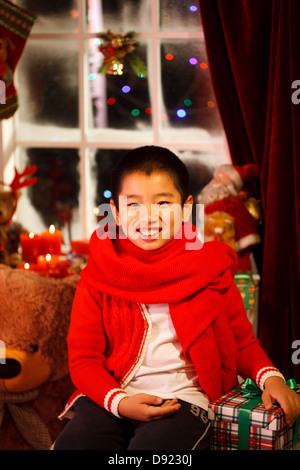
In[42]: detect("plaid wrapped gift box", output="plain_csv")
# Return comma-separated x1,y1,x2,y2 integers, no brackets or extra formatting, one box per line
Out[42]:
208,379,300,450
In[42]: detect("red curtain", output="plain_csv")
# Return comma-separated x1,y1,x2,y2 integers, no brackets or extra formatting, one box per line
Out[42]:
199,0,300,381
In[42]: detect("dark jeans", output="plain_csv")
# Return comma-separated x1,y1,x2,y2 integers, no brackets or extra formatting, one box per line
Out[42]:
54,397,211,450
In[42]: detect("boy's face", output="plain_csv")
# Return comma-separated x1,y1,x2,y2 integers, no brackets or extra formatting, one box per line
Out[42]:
110,171,193,251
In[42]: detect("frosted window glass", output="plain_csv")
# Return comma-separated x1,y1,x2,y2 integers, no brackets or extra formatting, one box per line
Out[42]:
13,0,79,33
16,148,82,243
86,0,151,33
86,38,152,136
160,39,223,144
160,0,202,32
16,39,80,142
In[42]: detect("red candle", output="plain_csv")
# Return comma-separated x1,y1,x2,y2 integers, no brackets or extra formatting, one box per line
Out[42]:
20,232,42,262
37,254,69,270
41,225,62,254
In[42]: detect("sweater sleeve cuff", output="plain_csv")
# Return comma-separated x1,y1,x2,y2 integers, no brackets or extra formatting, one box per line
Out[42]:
104,388,129,418
255,367,285,391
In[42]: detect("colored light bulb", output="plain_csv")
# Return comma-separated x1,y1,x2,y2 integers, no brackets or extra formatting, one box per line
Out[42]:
122,85,131,93
131,108,140,117
177,109,186,118
103,190,112,199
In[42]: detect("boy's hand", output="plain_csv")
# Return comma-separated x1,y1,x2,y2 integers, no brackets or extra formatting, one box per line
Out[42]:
118,393,181,421
262,376,300,425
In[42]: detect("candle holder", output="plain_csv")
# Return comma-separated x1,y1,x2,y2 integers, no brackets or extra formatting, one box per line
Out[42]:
16,262,47,274
37,254,73,279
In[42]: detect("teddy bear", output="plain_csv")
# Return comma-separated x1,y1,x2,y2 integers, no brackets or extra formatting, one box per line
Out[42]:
0,184,18,262
0,265,79,450
203,210,236,250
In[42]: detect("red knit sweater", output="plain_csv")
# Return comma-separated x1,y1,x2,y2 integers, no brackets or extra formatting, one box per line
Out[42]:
61,223,280,418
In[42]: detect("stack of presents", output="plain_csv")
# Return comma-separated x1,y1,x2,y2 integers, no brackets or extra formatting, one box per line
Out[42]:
209,268,300,450
211,270,300,451
199,162,299,450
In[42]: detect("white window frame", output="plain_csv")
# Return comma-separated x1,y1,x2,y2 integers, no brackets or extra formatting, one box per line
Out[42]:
0,0,229,239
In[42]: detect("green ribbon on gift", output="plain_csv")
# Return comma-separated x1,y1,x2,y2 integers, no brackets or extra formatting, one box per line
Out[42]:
236,378,300,450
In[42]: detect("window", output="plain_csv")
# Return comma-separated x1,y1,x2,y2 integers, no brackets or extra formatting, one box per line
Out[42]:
4,0,229,244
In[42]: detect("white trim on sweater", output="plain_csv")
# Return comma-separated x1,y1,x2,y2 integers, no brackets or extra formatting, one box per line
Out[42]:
256,367,285,390
110,392,129,418
58,392,85,420
119,303,153,388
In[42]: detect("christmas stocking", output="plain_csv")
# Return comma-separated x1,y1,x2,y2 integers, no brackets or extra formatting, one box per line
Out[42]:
0,0,35,119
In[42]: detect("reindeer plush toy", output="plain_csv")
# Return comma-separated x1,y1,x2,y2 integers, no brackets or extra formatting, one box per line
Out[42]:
0,165,37,266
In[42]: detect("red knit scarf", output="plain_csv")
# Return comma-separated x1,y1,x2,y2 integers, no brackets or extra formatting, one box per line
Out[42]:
82,222,237,302
81,222,240,399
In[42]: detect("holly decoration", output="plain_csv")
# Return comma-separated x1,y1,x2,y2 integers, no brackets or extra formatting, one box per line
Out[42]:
98,30,147,77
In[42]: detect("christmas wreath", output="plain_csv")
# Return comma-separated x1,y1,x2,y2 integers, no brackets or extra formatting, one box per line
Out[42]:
97,30,147,77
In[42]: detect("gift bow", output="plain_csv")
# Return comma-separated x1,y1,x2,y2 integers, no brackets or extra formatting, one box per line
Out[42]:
237,378,299,450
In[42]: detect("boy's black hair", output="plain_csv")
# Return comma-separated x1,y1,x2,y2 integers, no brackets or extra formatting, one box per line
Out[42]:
111,145,190,209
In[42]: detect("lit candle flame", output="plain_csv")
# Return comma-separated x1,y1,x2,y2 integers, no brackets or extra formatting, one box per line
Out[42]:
29,232,34,239
49,225,55,234
24,263,30,269
46,254,52,261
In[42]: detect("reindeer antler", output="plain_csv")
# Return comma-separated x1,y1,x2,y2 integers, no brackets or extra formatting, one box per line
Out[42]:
10,165,38,192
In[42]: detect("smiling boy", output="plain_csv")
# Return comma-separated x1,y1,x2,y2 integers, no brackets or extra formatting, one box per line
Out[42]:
54,146,300,450
111,170,193,250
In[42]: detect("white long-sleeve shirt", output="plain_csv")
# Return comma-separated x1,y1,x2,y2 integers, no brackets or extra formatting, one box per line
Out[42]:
124,303,210,410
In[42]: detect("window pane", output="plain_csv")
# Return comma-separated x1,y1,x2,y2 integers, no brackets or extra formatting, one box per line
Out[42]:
86,37,152,143
16,148,82,243
160,39,223,145
160,0,202,32
86,0,151,34
16,39,80,142
86,148,127,234
13,0,79,33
